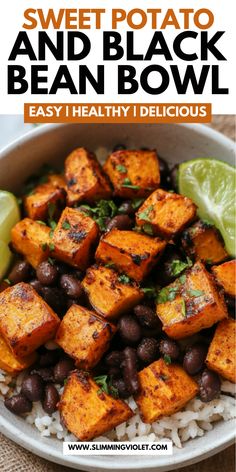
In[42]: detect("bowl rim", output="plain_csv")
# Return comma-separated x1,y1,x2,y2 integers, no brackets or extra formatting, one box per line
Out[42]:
0,122,235,471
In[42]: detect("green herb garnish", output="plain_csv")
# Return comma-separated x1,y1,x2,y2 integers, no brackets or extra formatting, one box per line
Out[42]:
188,289,204,297
121,178,140,190
142,223,153,236
163,354,171,365
132,198,145,210
116,164,127,173
179,274,186,284
170,257,192,277
48,202,56,220
49,242,55,252
181,299,186,317
48,257,55,265
36,220,46,226
118,274,131,285
105,262,116,269
3,278,11,285
79,200,118,232
142,286,158,298
62,220,71,230
157,286,179,304
138,205,154,222
41,243,48,252
94,375,118,398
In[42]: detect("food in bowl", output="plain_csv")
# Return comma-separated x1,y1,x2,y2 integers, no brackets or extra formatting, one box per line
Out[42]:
0,145,235,447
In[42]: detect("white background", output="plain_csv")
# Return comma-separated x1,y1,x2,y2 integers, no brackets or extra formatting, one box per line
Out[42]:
0,0,235,115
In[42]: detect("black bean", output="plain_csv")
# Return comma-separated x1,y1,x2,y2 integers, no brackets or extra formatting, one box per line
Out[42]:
8,260,31,284
72,269,84,281
137,338,159,364
111,378,130,399
39,350,60,368
21,374,44,402
67,298,77,309
42,384,59,414
40,286,66,313
159,338,180,361
113,144,126,152
118,315,142,345
134,305,159,329
158,156,170,179
31,367,54,383
53,358,75,383
106,215,133,232
183,344,208,375
169,165,179,191
60,274,83,299
199,369,221,402
36,261,58,286
122,347,140,395
108,367,121,378
118,201,135,216
29,279,43,294
5,394,32,415
105,351,124,367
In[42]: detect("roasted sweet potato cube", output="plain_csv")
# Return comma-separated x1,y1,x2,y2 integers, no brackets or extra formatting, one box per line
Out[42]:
24,178,65,221
103,149,160,198
11,218,52,268
156,262,228,339
59,370,133,440
52,207,99,269
56,304,116,369
182,221,228,264
95,229,166,282
0,282,60,357
136,189,197,239
135,359,198,423
206,318,236,382
0,333,37,374
212,260,236,297
82,265,144,319
65,147,111,205
206,319,236,382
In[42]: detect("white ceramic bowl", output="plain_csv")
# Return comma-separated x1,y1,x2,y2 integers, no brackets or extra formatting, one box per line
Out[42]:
0,123,235,471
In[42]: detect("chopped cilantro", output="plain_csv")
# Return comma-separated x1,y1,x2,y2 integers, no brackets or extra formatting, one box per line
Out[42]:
181,299,186,317
48,202,56,220
116,164,127,173
132,198,145,210
142,286,158,298
3,278,11,285
80,200,118,232
163,354,171,365
94,375,118,398
205,259,213,265
142,223,153,236
157,286,179,304
179,274,186,284
49,220,57,230
49,242,55,252
105,262,116,269
41,243,48,252
36,220,46,226
118,274,131,285
48,257,55,265
138,205,154,222
170,258,192,277
17,197,22,206
188,289,204,297
62,220,71,230
49,229,54,239
122,178,140,190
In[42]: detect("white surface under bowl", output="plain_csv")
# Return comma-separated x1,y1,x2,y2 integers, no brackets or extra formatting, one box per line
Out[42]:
0,123,235,471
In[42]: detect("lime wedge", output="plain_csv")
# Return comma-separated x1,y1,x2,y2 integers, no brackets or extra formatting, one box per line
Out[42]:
0,240,13,279
178,158,236,256
0,190,20,279
0,191,20,244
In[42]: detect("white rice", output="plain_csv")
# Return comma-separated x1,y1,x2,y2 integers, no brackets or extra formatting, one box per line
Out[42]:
1,368,235,448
